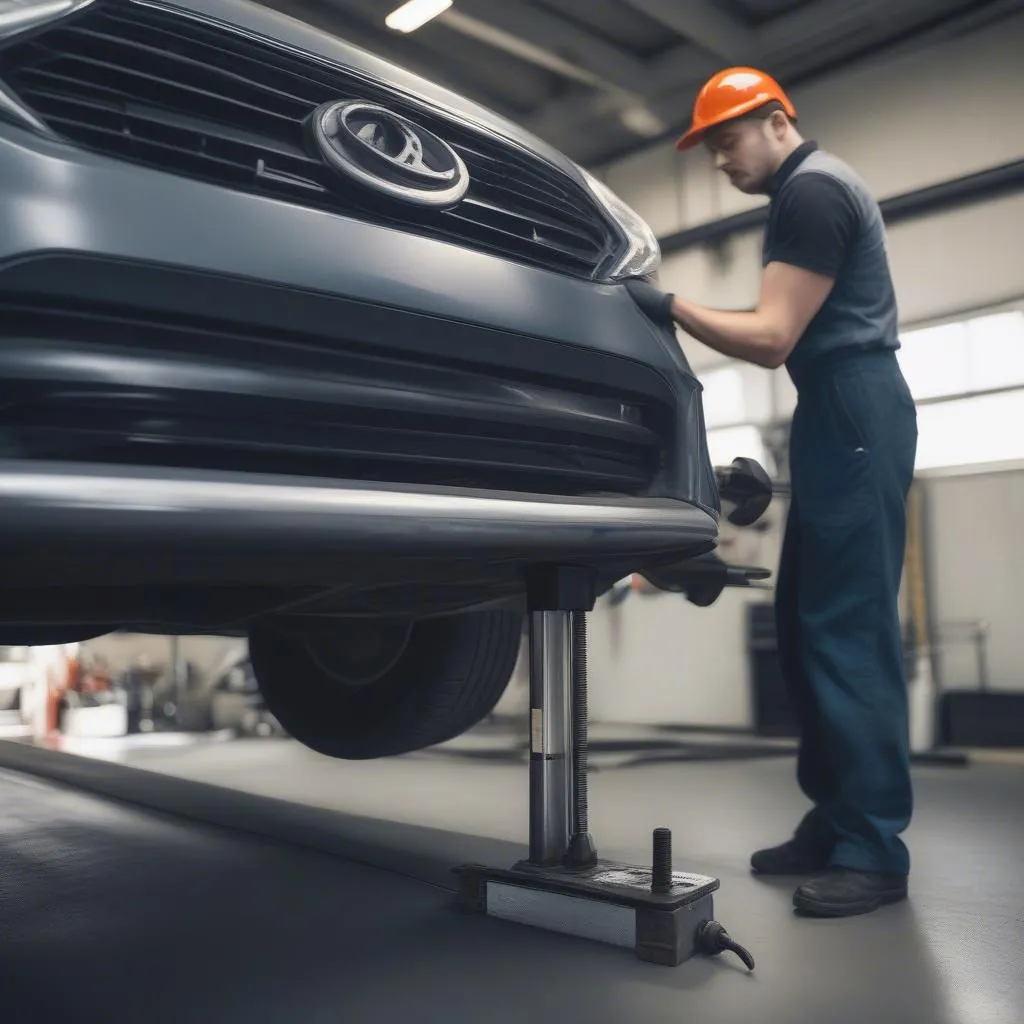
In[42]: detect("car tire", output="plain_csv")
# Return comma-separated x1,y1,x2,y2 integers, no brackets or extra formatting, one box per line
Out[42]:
247,609,523,759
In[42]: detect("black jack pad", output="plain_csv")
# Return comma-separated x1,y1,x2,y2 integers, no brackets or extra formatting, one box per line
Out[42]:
455,859,720,966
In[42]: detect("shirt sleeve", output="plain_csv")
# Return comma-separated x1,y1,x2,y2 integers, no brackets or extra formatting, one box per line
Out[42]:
769,173,860,278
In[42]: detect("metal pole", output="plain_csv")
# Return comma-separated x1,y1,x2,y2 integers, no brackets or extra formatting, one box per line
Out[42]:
565,610,598,867
975,621,990,692
528,609,574,866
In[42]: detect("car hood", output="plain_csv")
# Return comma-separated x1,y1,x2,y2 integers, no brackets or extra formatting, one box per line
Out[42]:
151,0,587,184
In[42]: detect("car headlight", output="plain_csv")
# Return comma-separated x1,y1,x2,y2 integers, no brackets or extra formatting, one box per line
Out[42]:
0,0,95,40
580,167,661,282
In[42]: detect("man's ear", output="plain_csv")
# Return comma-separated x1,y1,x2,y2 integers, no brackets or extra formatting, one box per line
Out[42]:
770,110,789,141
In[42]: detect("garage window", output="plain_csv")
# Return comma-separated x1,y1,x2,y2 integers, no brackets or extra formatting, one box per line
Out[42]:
898,304,1024,472
699,365,771,469
706,424,766,469
700,367,746,428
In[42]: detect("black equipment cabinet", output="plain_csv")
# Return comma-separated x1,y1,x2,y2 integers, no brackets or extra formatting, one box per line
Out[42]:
746,603,798,738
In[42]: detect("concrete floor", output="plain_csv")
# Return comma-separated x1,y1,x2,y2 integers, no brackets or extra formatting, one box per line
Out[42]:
1,736,1021,1023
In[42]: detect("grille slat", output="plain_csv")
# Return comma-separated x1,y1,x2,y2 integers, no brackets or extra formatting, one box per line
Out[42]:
0,302,660,496
26,88,321,168
23,54,305,127
2,2,617,277
65,23,321,110
459,196,604,250
97,6,360,99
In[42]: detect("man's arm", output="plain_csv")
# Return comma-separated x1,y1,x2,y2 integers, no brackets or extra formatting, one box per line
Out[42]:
629,172,859,370
669,262,836,369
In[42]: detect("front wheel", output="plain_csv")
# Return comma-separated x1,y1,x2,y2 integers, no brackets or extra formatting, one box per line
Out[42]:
247,609,523,760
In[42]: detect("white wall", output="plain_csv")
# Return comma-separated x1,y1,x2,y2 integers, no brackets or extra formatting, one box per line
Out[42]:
922,469,1024,694
585,10,1024,728
587,588,766,728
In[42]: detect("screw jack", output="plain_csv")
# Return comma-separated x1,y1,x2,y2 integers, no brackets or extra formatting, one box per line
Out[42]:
455,565,748,970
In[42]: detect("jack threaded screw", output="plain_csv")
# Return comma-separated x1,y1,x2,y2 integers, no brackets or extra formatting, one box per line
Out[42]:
651,827,673,893
565,610,597,868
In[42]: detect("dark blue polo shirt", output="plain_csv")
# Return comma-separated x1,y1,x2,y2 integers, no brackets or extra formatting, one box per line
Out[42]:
762,141,900,377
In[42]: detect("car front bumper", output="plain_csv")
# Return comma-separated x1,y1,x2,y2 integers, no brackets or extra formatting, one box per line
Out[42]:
0,460,718,586
0,122,720,588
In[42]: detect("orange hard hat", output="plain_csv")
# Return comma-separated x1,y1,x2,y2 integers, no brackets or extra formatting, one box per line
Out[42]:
675,67,796,152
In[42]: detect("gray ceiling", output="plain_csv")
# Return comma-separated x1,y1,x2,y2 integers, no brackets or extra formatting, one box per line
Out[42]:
263,0,1021,166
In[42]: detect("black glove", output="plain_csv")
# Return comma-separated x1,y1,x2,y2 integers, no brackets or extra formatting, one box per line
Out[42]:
625,279,675,327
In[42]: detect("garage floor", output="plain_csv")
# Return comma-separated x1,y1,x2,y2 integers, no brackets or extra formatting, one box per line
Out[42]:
1,737,1021,1024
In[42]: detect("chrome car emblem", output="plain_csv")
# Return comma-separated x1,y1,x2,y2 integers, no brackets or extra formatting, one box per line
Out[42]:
311,100,469,208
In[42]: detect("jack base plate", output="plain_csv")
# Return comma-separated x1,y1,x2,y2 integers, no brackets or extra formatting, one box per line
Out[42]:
454,859,720,966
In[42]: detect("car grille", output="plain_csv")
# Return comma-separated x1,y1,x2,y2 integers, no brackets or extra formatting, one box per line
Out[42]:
0,1,620,278
0,299,663,497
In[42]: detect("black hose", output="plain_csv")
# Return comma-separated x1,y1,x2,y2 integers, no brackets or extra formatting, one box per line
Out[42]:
697,920,756,971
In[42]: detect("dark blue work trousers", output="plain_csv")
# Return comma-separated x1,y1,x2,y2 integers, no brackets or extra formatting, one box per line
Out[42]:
777,348,918,876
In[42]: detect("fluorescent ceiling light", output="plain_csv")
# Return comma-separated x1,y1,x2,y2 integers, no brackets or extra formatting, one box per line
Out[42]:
385,0,453,34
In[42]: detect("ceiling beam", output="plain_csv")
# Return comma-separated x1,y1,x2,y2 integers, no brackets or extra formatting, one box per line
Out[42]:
522,0,967,159
521,42,721,145
440,9,638,94
760,0,984,61
524,0,883,139
444,0,652,96
558,0,1010,165
622,0,758,62
758,0,886,61
644,39,729,94
277,0,542,116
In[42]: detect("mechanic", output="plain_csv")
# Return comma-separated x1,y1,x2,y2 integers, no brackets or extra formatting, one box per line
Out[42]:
627,68,919,919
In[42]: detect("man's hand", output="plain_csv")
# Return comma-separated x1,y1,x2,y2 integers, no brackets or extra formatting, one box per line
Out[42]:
625,279,675,327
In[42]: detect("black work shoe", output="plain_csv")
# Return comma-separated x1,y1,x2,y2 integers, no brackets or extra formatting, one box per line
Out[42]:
793,869,908,918
750,839,832,876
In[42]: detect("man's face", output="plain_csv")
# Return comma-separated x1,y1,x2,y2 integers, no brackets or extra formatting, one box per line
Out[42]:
704,117,779,195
